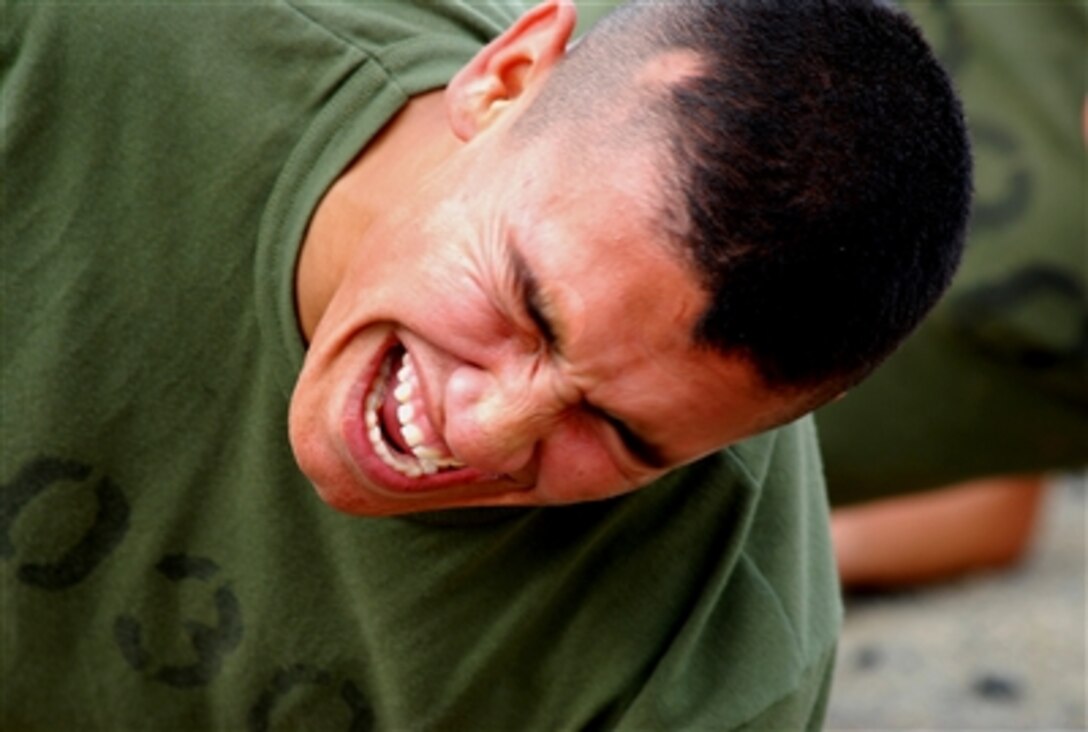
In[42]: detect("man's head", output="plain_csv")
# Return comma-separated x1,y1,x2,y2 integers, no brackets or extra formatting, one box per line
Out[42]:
515,0,973,405
289,0,971,515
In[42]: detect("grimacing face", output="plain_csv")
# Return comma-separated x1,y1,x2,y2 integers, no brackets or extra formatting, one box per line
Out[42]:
287,118,798,516
287,0,801,515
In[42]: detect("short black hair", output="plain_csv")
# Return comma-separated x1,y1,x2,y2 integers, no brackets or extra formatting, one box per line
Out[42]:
525,0,972,402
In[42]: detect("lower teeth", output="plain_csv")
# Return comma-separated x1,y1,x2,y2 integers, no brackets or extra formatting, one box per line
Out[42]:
365,352,463,478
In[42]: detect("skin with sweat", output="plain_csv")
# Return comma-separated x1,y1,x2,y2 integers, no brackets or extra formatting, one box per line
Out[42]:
288,0,798,516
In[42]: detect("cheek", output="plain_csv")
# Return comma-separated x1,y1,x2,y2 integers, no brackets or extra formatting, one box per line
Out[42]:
425,295,518,364
403,269,529,362
534,421,634,503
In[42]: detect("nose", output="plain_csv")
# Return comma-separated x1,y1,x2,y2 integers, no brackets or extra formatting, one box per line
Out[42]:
443,362,571,476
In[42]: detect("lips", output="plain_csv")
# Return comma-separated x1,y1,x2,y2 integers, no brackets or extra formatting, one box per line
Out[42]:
342,340,494,493
368,346,465,476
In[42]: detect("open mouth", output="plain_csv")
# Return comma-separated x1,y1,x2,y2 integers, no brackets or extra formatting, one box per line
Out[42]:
363,345,466,479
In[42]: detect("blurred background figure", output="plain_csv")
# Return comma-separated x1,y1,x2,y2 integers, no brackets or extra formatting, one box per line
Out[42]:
819,4,1085,728
573,5,1085,723
817,0,1087,591
580,0,1085,725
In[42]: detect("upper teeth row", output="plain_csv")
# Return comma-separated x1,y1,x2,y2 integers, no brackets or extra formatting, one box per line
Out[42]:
365,351,464,477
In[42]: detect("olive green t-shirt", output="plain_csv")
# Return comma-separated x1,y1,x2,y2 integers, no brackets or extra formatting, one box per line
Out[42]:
2,3,839,729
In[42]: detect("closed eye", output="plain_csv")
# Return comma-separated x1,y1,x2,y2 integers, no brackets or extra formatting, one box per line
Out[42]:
507,239,560,350
594,407,670,471
505,238,667,471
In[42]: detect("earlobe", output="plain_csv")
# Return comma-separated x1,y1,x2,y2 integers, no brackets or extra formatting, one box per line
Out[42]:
446,0,577,141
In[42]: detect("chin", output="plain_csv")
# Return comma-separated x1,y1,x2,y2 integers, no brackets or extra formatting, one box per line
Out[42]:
290,429,544,516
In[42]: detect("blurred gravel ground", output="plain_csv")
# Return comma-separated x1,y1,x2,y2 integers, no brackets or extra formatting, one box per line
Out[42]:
827,474,1087,731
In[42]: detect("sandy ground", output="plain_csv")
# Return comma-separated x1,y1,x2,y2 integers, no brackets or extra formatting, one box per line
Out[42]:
826,474,1087,730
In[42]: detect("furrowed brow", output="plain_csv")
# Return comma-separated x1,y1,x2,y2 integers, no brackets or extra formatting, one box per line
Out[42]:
508,243,560,351
507,242,669,472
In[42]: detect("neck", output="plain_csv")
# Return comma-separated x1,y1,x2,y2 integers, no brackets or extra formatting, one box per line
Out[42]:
295,90,459,341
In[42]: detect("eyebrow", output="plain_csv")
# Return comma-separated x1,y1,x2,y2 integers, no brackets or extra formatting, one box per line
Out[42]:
508,244,560,350
507,243,672,472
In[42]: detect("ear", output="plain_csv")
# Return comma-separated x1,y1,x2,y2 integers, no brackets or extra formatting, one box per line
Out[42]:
446,0,577,140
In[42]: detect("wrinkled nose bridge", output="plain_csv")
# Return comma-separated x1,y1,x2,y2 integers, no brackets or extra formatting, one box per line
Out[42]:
478,366,567,439
445,359,575,475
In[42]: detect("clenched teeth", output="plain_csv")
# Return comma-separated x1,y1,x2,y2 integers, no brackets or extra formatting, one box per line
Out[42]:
365,350,465,478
